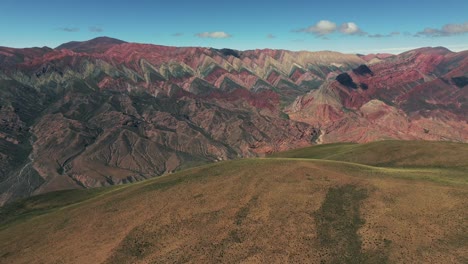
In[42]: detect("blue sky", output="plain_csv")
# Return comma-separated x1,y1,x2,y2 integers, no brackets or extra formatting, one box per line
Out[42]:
1,0,467,54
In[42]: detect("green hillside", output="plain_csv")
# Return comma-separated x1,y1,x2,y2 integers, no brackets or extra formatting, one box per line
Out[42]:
0,141,467,263
269,140,468,168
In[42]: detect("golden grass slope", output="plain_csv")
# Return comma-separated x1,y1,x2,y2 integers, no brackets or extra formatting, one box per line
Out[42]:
269,140,468,168
0,141,467,263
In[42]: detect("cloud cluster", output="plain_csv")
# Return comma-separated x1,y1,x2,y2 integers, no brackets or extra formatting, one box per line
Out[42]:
339,22,365,35
368,32,400,38
295,20,467,39
294,20,366,37
195,31,231,39
57,27,80,32
89,26,103,33
301,20,337,35
368,34,385,38
416,22,468,37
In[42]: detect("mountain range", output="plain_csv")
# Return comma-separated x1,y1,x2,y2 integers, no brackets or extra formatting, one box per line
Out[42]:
0,37,466,205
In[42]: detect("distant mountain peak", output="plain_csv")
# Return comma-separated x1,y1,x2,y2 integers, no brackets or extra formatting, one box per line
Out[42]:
55,36,126,53
402,46,453,56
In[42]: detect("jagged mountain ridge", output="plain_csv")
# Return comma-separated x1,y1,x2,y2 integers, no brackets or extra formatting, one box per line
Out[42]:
0,37,466,205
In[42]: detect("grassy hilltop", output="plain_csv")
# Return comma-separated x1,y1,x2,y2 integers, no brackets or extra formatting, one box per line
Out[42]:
1,140,467,263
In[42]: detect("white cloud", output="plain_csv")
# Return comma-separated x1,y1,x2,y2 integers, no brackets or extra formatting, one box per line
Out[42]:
300,20,337,35
417,22,468,37
195,31,232,38
267,34,276,39
339,22,362,35
295,20,367,36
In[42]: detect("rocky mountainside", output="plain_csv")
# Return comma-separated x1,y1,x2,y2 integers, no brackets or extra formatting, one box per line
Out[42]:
288,47,468,143
0,37,466,204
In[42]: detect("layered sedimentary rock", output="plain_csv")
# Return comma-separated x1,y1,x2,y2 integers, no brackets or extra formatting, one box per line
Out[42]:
0,37,466,204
